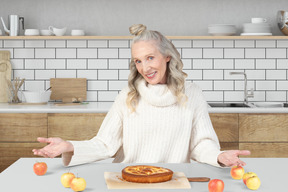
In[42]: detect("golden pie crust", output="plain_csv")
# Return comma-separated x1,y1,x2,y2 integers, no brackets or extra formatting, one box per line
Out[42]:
122,165,173,183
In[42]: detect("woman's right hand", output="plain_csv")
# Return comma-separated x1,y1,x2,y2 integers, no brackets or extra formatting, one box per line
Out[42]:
32,137,74,158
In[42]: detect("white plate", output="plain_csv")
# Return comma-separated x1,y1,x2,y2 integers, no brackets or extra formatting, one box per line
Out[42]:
254,102,283,108
240,33,272,36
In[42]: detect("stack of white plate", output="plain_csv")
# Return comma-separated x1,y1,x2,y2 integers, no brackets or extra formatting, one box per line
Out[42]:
241,23,272,36
208,24,236,36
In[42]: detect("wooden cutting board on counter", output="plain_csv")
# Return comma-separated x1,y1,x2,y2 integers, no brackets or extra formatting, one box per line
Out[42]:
50,78,87,101
0,51,12,103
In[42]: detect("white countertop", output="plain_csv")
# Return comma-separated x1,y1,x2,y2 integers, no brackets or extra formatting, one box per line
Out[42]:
0,102,288,113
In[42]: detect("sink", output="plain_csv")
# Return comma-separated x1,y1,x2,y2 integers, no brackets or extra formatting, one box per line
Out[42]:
208,103,251,108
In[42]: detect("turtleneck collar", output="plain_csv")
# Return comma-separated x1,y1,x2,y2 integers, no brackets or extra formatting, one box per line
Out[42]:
137,79,177,107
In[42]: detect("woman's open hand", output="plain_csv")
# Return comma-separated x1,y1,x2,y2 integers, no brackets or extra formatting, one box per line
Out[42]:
217,150,251,167
32,137,74,158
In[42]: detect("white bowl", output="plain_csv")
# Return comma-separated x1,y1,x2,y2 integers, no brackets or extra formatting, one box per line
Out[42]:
208,24,236,36
22,91,51,103
24,29,40,36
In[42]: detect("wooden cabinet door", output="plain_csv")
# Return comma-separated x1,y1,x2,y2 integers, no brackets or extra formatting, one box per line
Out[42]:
239,114,288,142
240,143,288,158
48,113,106,140
0,113,47,142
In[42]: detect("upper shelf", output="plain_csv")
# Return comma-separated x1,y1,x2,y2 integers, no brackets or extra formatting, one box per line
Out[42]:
0,36,288,40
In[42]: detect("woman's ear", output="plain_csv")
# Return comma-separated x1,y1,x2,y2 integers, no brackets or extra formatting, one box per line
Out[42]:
166,56,171,63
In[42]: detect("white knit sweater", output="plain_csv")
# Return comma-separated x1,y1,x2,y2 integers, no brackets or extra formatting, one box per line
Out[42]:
62,79,223,167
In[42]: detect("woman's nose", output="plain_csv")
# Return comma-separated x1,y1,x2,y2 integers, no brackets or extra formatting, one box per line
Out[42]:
142,61,151,72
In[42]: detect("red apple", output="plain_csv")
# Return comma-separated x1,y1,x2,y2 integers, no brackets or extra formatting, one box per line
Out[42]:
33,162,47,176
70,177,86,192
61,172,75,188
208,179,224,192
230,165,245,180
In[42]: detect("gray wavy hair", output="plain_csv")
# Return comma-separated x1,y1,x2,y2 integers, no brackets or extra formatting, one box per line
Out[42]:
127,24,188,112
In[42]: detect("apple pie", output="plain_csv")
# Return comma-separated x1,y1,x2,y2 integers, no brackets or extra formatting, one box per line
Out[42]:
122,165,173,183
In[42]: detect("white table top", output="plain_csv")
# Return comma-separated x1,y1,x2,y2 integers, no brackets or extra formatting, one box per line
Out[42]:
0,102,288,113
0,158,285,191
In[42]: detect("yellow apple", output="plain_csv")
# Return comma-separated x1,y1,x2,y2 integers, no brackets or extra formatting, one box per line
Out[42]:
70,177,86,192
230,165,245,180
246,176,261,190
242,172,257,185
61,172,75,188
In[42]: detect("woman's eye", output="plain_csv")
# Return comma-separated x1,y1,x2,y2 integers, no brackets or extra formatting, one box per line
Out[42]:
135,60,141,64
148,56,153,60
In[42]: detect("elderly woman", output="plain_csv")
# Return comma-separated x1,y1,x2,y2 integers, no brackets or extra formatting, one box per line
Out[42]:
33,24,250,167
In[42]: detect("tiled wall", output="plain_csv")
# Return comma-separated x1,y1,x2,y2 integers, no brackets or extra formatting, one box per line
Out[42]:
1,39,288,103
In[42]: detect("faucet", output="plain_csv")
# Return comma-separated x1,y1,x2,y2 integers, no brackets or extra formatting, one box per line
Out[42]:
230,72,254,104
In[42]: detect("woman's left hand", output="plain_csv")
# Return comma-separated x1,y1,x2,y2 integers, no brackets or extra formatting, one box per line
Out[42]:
217,150,251,167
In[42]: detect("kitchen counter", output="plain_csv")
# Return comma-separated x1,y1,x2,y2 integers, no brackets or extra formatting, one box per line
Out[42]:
0,157,285,191
0,102,288,113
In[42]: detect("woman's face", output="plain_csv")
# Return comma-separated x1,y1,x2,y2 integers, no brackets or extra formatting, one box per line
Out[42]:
132,40,170,85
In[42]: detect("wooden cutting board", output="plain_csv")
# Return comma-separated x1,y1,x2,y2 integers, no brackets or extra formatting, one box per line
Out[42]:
50,78,87,101
0,51,12,103
104,172,191,189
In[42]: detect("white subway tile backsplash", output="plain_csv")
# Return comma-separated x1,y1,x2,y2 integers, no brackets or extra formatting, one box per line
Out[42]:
171,40,191,48
77,70,97,79
277,81,288,90
245,48,265,58
86,91,98,101
266,70,286,80
10,59,24,69
203,70,223,80
193,59,213,69
277,40,288,48
46,40,66,48
255,59,276,69
109,40,129,48
25,40,45,48
182,48,202,58
67,40,87,48
56,49,76,58
88,40,108,48
67,59,87,69
256,40,276,48
14,49,34,58
193,81,213,90
98,48,118,58
224,70,244,80
25,59,45,69
266,48,286,58
214,81,233,90
35,48,55,58
249,91,265,102
235,81,254,90
0,40,3,48
214,59,234,69
109,80,128,90
203,49,223,58
245,70,265,80
277,59,288,69
88,59,108,69
235,40,254,48
203,91,223,102
88,81,107,90
224,49,244,58
224,91,243,102
77,48,97,58
184,70,202,80
119,48,131,58
46,59,66,69
4,40,24,48
193,40,212,48
0,48,13,57
182,59,192,69
266,91,286,101
24,80,45,91
235,59,255,69
256,81,275,90
98,70,118,80
35,70,55,80
14,70,34,80
56,70,76,78
213,40,234,48
98,91,118,101
109,59,129,69
119,70,130,80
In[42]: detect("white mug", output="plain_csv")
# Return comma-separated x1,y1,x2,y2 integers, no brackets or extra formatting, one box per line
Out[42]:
251,18,267,23
71,29,85,36
49,26,67,36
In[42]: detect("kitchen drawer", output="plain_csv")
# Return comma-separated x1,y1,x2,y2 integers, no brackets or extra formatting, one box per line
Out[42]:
239,143,288,158
210,113,238,142
48,113,106,140
239,114,288,142
0,114,47,142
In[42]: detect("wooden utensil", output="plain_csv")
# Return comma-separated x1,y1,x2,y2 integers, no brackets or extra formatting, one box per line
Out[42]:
187,177,210,182
0,51,12,102
50,78,87,101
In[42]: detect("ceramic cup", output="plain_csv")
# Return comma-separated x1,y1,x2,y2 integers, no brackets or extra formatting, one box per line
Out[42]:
49,26,67,36
0,29,2,36
251,18,267,23
40,29,53,36
71,29,85,36
24,29,40,36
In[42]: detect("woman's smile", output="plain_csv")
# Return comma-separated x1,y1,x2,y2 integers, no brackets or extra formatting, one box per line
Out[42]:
146,71,157,78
